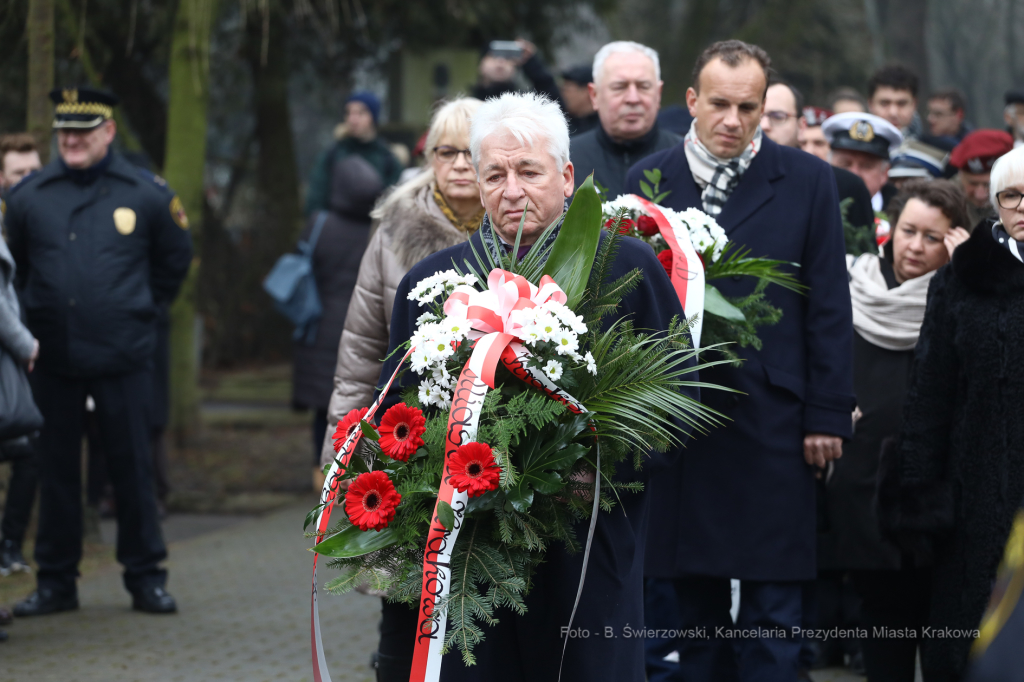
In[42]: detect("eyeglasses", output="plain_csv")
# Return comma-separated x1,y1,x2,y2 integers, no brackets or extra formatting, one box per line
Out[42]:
433,146,471,163
996,189,1024,210
761,111,797,123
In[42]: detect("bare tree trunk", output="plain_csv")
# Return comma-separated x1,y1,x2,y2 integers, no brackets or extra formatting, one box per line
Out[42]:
26,0,54,162
164,0,218,445
241,0,301,360
879,0,929,87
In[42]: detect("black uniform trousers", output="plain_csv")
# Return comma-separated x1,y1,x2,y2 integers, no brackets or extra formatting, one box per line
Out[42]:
31,368,167,594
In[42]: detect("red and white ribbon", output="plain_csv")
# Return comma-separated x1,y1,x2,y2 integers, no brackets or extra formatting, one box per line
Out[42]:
443,269,567,388
312,269,595,682
635,196,706,347
310,348,414,682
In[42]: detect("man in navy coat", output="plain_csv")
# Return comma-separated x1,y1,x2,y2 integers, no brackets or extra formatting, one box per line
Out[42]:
371,91,699,682
625,41,854,680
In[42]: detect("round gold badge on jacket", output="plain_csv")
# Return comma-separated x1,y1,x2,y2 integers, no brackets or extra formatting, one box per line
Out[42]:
113,207,137,235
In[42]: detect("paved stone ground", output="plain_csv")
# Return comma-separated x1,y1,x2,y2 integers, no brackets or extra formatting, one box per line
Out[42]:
0,497,869,682
1,500,380,682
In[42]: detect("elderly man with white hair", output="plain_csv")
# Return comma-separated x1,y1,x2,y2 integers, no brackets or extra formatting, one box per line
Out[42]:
368,91,699,682
570,41,681,200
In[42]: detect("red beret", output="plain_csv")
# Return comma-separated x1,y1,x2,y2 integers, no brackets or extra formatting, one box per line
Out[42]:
950,129,1014,173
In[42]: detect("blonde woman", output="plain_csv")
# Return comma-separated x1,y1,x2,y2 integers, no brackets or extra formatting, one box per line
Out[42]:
319,97,483,468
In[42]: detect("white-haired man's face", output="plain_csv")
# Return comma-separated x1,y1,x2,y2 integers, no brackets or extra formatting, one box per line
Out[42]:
590,51,662,142
477,132,574,246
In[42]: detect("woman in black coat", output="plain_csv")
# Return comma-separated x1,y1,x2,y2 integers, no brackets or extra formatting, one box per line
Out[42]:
881,146,1024,681
820,180,970,681
292,154,384,472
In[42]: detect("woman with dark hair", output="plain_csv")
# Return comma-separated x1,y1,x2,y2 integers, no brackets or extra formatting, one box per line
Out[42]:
820,179,970,681
880,145,1024,681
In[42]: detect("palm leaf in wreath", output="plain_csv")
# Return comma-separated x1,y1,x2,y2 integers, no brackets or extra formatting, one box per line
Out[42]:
703,243,806,293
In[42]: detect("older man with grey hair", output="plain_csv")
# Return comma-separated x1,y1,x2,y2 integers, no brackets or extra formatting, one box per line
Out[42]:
570,40,681,200
367,91,698,682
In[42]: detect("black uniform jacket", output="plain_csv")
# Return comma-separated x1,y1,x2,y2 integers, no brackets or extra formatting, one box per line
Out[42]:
626,136,855,581
376,229,698,682
3,153,193,378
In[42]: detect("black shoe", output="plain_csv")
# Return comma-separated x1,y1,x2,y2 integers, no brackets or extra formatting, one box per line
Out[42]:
0,539,30,576
0,629,7,642
131,585,177,614
13,588,79,617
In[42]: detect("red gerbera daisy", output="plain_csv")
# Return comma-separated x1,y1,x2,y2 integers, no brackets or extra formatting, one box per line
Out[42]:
637,214,659,237
344,470,401,531
333,407,370,452
657,249,673,278
448,442,501,497
378,403,426,462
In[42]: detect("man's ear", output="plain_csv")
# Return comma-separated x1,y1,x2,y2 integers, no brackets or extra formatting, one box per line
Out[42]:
588,82,598,110
563,161,575,198
686,87,698,117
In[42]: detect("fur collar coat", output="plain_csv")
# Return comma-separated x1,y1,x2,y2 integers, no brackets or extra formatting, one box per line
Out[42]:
319,182,469,464
879,223,1024,680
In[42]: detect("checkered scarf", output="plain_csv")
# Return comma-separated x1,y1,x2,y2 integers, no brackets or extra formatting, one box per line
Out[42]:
683,120,762,218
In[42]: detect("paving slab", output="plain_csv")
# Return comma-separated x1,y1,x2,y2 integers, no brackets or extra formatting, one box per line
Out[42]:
1,500,380,682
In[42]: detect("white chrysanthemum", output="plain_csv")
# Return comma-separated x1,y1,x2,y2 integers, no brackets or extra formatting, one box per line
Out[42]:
418,379,438,405
416,312,438,327
543,359,563,382
584,351,597,375
602,194,646,221
432,366,454,391
535,313,560,342
518,320,543,344
410,348,434,375
424,331,455,362
552,330,580,357
439,316,470,340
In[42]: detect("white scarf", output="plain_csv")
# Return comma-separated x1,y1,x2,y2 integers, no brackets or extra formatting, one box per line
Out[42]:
683,120,762,218
848,253,935,351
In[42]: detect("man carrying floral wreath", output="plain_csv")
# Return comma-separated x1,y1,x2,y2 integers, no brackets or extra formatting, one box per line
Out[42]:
625,40,855,680
364,91,700,682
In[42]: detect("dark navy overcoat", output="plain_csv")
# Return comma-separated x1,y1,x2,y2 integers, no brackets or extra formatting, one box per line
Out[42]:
375,228,699,682
625,136,855,581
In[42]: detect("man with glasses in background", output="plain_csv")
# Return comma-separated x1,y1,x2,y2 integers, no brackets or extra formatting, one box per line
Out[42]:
762,81,875,247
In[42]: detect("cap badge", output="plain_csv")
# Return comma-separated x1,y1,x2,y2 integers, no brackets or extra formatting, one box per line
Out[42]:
967,158,985,174
849,121,875,143
113,207,137,235
62,88,78,104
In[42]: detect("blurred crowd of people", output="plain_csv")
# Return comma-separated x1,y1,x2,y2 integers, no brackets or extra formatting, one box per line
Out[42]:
3,30,1024,682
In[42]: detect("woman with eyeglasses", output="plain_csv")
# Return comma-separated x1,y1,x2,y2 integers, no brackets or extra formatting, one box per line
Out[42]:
317,96,483,680
879,145,1024,681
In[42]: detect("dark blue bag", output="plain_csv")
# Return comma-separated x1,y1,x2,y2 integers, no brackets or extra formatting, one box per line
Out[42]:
263,211,327,345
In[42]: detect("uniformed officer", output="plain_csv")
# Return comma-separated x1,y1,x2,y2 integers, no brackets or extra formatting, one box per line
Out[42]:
822,111,903,212
2,86,192,616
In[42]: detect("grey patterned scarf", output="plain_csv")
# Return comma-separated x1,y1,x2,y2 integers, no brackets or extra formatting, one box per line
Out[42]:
479,199,568,266
683,120,762,218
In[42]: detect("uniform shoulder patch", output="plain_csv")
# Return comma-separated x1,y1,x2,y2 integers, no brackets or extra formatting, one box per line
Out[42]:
169,196,189,230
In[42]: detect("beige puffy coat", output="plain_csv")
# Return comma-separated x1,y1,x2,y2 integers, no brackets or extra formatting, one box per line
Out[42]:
319,183,469,464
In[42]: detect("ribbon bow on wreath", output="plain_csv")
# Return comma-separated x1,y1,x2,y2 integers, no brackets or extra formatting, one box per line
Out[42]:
444,269,568,388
